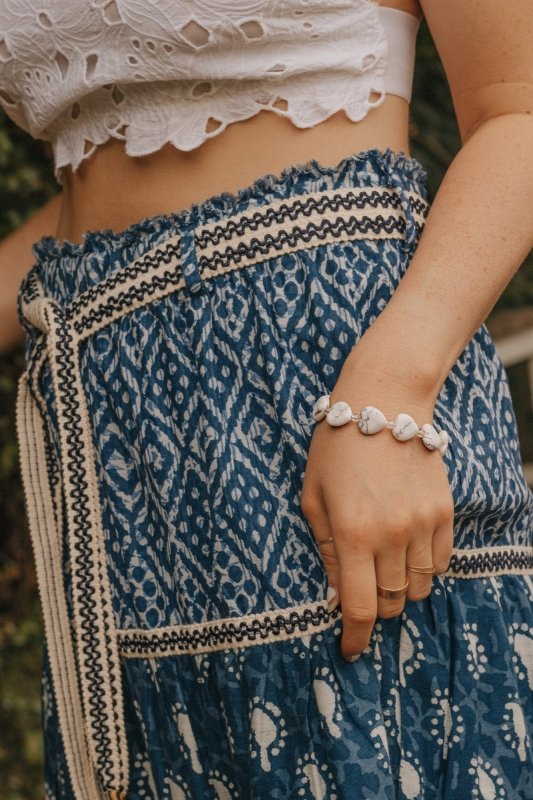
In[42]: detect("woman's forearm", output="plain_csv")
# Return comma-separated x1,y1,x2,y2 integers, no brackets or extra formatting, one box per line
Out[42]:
339,112,533,405
0,192,61,353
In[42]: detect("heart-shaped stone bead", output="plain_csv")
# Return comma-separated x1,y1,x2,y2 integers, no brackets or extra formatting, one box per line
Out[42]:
438,430,450,456
421,423,441,451
312,394,330,422
326,401,353,427
358,406,388,435
391,413,419,441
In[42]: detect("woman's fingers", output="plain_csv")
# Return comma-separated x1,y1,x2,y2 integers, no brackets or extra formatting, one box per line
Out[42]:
300,424,456,663
405,537,435,600
375,548,408,619
432,514,455,576
300,491,340,598
337,549,377,659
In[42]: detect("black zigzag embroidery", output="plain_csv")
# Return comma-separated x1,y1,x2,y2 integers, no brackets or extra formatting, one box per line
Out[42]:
448,548,532,575
119,603,340,657
30,188,427,340
199,213,406,273
48,304,126,790
196,189,403,249
67,238,181,322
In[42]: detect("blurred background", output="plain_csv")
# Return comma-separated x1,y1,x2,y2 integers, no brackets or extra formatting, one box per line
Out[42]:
1,20,532,799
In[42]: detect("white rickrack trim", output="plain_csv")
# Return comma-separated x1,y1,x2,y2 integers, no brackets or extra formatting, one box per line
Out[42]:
312,393,451,456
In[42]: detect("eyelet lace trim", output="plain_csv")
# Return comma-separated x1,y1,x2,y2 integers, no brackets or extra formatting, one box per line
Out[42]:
0,0,388,182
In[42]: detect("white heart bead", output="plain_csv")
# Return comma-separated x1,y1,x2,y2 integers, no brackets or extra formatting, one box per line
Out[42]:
391,413,419,441
421,423,441,451
326,401,353,427
438,429,450,456
358,406,388,435
312,394,330,422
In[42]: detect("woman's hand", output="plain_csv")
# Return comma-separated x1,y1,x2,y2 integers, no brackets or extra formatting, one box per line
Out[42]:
300,366,455,662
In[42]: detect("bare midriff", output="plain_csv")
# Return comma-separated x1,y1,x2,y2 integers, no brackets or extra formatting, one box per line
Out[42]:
55,0,422,245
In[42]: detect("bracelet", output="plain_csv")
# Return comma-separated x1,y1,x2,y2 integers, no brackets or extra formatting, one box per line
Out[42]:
311,394,450,456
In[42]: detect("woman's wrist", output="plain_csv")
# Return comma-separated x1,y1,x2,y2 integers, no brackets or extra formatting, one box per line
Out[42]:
312,392,451,455
335,336,443,414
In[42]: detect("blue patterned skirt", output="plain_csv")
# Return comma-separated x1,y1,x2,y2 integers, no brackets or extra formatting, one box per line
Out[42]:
16,148,533,799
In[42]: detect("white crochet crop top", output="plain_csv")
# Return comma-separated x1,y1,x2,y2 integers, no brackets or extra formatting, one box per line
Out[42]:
0,1,420,183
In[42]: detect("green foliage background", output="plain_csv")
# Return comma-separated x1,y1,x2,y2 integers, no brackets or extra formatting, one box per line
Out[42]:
0,21,532,799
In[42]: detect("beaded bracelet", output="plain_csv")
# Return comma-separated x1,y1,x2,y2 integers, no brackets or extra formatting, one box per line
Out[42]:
311,394,450,456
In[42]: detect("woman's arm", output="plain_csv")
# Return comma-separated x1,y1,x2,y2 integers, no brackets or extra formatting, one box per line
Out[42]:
0,193,62,353
301,0,533,661
343,0,533,400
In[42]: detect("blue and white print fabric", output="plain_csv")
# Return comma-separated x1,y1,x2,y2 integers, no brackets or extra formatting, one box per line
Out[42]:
16,148,533,799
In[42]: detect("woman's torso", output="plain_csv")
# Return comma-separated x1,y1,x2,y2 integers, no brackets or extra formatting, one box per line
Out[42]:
55,0,423,245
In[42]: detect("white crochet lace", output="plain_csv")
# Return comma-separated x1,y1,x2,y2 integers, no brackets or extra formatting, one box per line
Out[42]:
0,0,389,182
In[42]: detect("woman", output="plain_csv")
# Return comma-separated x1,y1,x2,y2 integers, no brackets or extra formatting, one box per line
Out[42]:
1,0,532,797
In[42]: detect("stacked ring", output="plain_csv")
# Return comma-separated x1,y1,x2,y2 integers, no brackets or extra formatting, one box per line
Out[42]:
376,579,410,599
406,564,434,574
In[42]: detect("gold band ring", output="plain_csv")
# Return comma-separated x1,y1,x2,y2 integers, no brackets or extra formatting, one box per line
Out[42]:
376,579,410,599
315,536,334,546
406,564,434,574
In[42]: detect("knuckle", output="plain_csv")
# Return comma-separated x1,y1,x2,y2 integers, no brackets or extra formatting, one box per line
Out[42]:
340,529,372,551
300,492,321,519
378,602,405,619
329,506,373,531
409,587,432,601
412,504,437,528
330,513,367,540
437,498,455,524
408,497,454,529
384,519,411,546
433,558,451,575
342,606,376,627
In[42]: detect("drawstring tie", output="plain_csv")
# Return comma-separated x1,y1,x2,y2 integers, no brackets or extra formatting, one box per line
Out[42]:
17,280,129,800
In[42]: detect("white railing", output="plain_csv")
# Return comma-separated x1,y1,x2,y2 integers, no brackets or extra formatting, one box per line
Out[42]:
493,325,533,488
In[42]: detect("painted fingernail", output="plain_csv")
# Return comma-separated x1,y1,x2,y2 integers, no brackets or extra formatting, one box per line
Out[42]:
326,585,338,611
346,653,361,663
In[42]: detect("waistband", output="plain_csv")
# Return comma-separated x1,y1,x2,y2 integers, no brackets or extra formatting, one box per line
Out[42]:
21,183,429,342
20,148,427,315
15,157,533,799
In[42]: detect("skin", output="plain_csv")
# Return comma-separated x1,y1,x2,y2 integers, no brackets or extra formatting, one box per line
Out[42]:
0,193,61,351
0,0,421,350
2,0,532,660
304,0,533,659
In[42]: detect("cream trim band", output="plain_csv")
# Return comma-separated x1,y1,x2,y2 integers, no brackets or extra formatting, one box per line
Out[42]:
118,600,342,659
16,374,102,798
116,544,533,659
21,186,428,341
18,304,129,798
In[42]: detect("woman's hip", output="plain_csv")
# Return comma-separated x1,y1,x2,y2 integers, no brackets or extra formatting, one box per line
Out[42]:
16,146,533,799
18,146,532,631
